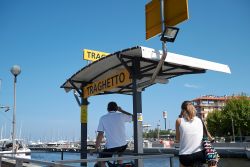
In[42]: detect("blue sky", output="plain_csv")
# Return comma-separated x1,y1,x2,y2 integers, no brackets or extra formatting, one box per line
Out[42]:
0,0,250,142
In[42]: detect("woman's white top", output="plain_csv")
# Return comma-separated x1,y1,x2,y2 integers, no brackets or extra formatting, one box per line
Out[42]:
179,116,203,155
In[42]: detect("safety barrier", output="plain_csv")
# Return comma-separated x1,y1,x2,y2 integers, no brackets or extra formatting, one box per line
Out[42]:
0,152,175,167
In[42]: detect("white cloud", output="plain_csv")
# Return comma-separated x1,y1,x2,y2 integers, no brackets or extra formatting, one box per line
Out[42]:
184,83,200,89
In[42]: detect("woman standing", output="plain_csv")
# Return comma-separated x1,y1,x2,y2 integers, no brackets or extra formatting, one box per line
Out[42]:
175,101,216,167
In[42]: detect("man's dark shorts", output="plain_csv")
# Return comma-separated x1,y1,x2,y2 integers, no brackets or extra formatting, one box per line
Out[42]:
99,144,128,158
179,150,206,166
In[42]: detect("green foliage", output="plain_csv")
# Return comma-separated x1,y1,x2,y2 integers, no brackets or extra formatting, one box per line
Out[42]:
143,129,158,138
223,96,250,136
206,95,250,137
206,110,227,136
143,129,174,138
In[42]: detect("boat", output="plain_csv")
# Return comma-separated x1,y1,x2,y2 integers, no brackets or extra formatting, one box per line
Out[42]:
143,139,152,148
28,140,46,148
0,138,31,159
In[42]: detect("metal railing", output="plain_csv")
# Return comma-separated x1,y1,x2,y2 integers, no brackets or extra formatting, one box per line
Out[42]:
0,151,175,167
56,153,174,166
0,152,68,167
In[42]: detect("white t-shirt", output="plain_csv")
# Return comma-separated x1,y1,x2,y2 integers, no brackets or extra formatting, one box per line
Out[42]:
97,112,132,149
179,117,203,155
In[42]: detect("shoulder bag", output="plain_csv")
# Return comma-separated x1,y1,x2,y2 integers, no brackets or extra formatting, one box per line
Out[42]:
200,118,220,166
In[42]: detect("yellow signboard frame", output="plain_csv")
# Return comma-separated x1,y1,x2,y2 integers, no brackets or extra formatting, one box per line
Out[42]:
83,69,131,98
81,105,88,123
83,49,109,61
146,0,189,40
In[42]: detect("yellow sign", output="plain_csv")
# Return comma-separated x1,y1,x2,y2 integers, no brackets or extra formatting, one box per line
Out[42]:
81,105,87,123
83,69,131,98
137,113,143,122
83,49,109,61
146,0,189,40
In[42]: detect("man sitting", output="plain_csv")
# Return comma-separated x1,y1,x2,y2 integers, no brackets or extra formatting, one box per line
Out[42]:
94,102,133,167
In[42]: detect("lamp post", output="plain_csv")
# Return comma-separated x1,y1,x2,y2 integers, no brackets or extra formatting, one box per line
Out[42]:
157,120,160,140
163,111,167,130
10,65,21,154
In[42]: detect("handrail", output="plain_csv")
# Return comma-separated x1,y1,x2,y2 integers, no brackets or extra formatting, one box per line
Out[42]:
0,153,72,167
0,151,30,155
0,151,174,167
55,153,174,163
0,157,67,167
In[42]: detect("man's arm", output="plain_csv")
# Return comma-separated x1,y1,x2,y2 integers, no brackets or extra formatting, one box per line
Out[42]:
117,107,133,116
95,131,104,150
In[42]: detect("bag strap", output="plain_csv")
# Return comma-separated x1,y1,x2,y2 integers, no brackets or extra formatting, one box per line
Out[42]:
200,117,208,137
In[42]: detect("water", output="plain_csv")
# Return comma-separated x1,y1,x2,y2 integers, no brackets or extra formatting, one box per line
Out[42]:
31,152,250,167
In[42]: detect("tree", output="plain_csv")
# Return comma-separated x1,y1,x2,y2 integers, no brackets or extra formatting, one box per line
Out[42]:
206,109,227,136
143,129,174,139
222,96,250,136
206,95,250,137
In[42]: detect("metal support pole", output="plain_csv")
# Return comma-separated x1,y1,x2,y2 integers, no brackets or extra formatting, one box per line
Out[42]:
80,95,88,167
137,0,167,89
12,76,17,155
132,58,144,167
151,0,167,82
170,156,174,167
61,151,64,160
16,159,23,167
160,0,165,32
164,118,166,130
231,117,235,142
157,122,160,140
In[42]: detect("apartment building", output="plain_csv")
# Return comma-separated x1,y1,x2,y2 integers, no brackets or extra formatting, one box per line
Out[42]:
192,95,228,119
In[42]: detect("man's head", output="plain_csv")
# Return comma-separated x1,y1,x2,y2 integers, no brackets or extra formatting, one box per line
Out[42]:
107,101,118,112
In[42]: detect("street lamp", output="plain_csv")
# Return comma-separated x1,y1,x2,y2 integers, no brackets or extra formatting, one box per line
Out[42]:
10,65,21,154
160,26,179,43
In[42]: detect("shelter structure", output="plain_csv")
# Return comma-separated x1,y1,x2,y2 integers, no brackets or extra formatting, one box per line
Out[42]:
61,46,230,167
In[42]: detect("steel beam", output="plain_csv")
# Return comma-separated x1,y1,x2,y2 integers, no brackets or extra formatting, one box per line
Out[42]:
80,94,88,167
132,58,144,167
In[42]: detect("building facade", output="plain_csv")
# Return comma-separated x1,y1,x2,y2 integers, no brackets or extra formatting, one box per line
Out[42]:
192,95,229,119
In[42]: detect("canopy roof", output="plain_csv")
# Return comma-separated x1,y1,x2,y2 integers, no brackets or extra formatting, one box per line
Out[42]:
61,46,230,96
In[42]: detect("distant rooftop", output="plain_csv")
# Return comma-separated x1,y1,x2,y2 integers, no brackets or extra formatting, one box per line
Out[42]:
192,95,228,101
192,94,250,101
